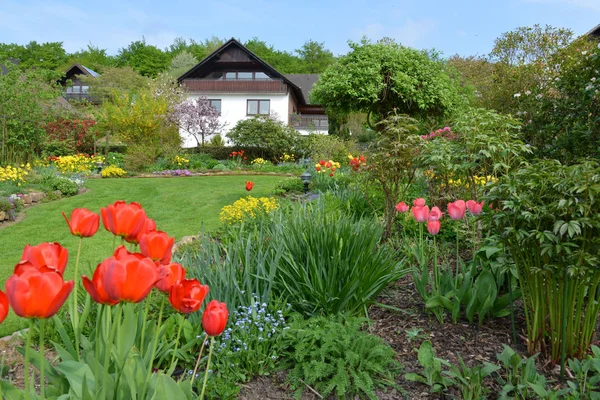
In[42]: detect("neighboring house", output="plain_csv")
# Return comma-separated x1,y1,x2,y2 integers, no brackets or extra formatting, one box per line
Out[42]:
585,24,600,41
58,63,100,102
177,38,328,148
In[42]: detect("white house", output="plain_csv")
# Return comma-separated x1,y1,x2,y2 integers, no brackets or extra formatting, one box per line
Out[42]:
177,38,328,148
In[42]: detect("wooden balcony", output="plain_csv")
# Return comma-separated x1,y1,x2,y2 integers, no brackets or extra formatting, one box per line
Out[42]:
289,114,329,131
63,92,98,103
182,79,288,93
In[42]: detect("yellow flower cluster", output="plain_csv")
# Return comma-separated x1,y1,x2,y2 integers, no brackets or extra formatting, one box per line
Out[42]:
279,153,295,162
251,158,268,165
0,163,31,186
219,196,278,225
448,175,497,188
53,155,96,174
173,155,189,167
101,165,127,178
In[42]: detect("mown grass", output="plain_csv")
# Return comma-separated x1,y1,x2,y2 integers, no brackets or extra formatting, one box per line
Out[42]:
0,175,283,336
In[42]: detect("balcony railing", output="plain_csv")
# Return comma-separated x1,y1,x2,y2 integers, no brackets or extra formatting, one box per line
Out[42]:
289,114,329,131
63,92,98,103
182,78,288,93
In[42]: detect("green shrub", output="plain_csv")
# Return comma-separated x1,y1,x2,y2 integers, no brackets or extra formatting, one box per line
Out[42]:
281,315,401,400
228,116,299,159
105,152,125,167
211,163,230,171
0,198,11,213
50,176,79,196
274,177,304,194
267,201,407,316
307,134,358,162
486,160,600,362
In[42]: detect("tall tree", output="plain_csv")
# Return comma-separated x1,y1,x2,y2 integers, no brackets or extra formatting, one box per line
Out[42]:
295,40,334,73
490,24,573,66
245,38,302,73
166,51,198,78
311,38,465,130
65,44,115,73
0,41,67,70
116,39,170,77
82,66,149,103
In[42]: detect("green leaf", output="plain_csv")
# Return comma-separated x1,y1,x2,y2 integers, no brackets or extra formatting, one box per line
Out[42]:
54,361,96,398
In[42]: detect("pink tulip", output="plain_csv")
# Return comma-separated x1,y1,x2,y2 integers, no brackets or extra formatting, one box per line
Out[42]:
447,200,466,220
413,198,426,207
412,205,430,223
429,206,443,221
395,202,409,213
427,220,441,235
466,200,484,215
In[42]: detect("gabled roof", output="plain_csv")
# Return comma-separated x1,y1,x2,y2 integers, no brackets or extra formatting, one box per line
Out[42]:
65,63,100,78
585,24,600,38
285,74,320,105
177,38,308,104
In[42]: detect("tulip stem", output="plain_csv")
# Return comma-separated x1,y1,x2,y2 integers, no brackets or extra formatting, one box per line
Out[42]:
72,237,83,360
39,318,45,399
455,223,460,287
191,334,209,386
140,296,151,358
102,305,113,398
169,315,185,374
199,337,215,400
24,320,33,400
141,295,165,400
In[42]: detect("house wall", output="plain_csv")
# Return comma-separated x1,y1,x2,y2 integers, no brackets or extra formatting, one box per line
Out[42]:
181,92,291,148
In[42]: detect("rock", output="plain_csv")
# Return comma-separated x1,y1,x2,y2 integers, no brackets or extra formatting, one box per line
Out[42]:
21,194,31,205
0,211,6,221
173,235,199,253
78,188,87,195
30,192,45,202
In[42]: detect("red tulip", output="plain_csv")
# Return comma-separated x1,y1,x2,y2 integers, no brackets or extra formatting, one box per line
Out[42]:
20,242,68,275
412,205,430,223
125,217,156,244
316,166,321,172
395,202,409,213
447,200,466,220
202,300,229,336
429,206,443,221
156,263,186,293
139,230,174,265
466,200,484,215
413,198,426,207
246,181,254,191
102,254,159,303
427,220,441,235
329,173,334,177
113,245,145,261
0,290,9,324
6,267,74,319
101,200,147,239
319,160,326,166
169,279,209,314
359,155,366,163
62,208,99,238
82,259,119,306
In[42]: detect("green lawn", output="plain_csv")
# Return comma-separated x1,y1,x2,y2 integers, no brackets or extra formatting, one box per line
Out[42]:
0,175,283,336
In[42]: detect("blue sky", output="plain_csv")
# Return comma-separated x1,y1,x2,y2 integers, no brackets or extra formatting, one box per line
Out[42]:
1,0,598,57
